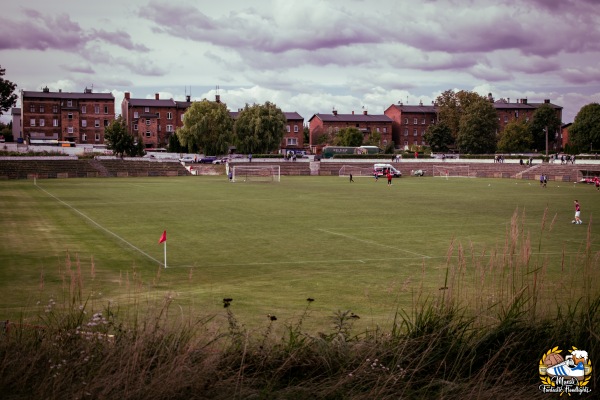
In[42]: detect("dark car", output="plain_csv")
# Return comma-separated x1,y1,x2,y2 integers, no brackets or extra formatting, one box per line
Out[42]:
199,156,217,163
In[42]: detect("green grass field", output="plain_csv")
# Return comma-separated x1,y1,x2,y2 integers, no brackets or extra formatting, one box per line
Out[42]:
1,175,598,332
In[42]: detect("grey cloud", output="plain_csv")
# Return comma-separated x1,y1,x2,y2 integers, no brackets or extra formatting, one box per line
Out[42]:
62,63,95,74
91,29,151,52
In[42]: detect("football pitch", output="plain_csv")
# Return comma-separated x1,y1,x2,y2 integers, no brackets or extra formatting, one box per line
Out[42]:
0,175,598,330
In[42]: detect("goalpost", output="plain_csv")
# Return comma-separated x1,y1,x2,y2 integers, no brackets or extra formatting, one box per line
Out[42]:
433,165,471,178
232,165,281,182
338,165,375,178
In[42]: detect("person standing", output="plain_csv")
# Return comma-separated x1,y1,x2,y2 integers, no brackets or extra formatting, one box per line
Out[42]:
349,173,354,182
573,200,582,224
595,177,600,191
249,153,252,162
387,170,392,186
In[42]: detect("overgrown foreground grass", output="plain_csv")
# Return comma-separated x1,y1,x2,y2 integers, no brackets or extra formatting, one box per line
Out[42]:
1,211,598,399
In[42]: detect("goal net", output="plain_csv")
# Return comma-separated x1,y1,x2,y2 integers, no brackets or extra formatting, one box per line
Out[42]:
338,165,375,178
232,165,280,182
433,165,471,178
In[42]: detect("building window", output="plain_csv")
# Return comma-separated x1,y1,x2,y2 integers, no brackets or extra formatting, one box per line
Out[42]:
39,119,45,127
82,105,86,114
145,131,151,137
67,127,74,134
134,124,138,131
82,120,87,128
286,125,291,132
94,106,100,114
53,119,58,127
158,125,161,132
515,110,519,118
67,100,73,107
413,129,418,136
145,119,150,125
180,114,184,121
104,106,108,114
294,125,299,133
404,141,408,147
526,117,529,122
29,105,35,112
166,125,173,132
30,119,36,126
68,113,73,120
404,128,408,136
82,133,87,142
95,133,100,142
104,119,109,127
383,127,387,133
287,137,298,146
145,107,150,113
404,118,408,124
421,118,426,124
134,111,139,119
95,120,100,128
40,105,45,113
376,127,380,132
431,118,436,124
504,116,508,123
155,112,160,118
167,112,172,120
53,105,58,113
413,118,418,124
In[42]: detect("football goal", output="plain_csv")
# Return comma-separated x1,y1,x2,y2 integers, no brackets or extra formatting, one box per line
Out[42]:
338,165,375,178
232,165,280,182
433,165,472,178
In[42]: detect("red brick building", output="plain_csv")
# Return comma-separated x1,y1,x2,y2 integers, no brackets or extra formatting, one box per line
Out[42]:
121,92,188,149
21,87,115,145
308,110,393,152
384,102,437,150
384,96,563,151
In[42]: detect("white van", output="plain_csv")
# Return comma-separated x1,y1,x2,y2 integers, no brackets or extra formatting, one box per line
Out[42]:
373,164,402,177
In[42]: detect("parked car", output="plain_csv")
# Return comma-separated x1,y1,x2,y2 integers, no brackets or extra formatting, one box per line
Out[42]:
179,155,197,163
212,157,229,164
199,156,217,163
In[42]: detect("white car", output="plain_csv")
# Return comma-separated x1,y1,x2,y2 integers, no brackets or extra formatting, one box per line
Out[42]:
212,157,229,164
179,156,196,163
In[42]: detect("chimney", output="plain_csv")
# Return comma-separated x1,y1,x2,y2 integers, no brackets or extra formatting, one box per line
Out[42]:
332,109,337,116
186,95,191,102
155,93,159,100
124,92,130,100
215,94,221,103
544,99,550,103
42,86,50,93
58,89,62,92
507,98,510,103
352,111,354,115
363,110,368,115
523,98,527,104
419,100,423,106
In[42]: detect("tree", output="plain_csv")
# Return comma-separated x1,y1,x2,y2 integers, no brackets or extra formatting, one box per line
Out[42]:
364,130,381,147
497,120,533,153
104,116,136,157
167,132,184,153
456,98,499,154
435,89,483,139
303,126,310,146
234,102,286,154
0,65,17,116
424,122,453,152
333,127,364,147
133,136,146,157
567,103,600,153
177,99,233,155
529,104,562,153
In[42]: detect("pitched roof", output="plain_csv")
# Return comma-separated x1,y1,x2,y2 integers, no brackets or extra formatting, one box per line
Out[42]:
22,90,114,100
309,113,392,123
284,112,303,120
388,104,437,113
127,98,176,107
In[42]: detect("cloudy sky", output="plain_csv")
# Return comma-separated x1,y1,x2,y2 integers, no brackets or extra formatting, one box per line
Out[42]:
1,0,599,124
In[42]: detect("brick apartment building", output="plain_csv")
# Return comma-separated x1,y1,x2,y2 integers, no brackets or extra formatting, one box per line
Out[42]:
384,95,563,151
308,110,393,152
20,87,115,145
121,92,189,149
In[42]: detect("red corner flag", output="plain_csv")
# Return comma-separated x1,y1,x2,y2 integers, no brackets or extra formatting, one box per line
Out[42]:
158,230,167,244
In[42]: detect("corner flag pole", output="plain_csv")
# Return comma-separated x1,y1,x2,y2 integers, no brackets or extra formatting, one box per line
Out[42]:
158,230,167,268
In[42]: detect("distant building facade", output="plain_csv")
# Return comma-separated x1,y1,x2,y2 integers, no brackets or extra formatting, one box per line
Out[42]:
384,102,437,150
121,92,189,149
11,107,21,141
20,87,115,145
308,110,393,152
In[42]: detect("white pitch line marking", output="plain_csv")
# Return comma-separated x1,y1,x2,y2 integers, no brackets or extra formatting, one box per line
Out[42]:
318,228,430,258
35,183,164,266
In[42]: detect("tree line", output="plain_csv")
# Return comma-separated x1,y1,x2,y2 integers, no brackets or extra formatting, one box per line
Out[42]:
1,66,599,155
